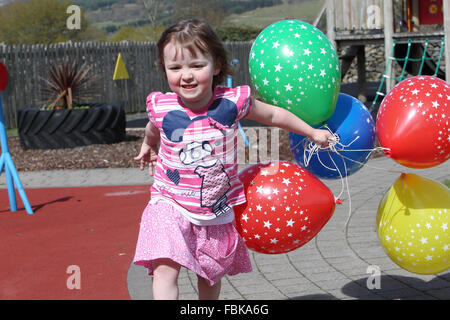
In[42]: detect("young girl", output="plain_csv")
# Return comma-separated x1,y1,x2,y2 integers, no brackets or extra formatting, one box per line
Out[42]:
133,19,333,300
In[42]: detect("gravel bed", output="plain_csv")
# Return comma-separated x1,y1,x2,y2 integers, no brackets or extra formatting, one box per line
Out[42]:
6,128,382,172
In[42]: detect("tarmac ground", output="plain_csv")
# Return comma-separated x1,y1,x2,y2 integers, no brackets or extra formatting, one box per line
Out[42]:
2,153,449,300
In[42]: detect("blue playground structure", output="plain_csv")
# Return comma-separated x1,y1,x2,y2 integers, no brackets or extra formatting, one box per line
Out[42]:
227,59,250,147
0,62,33,214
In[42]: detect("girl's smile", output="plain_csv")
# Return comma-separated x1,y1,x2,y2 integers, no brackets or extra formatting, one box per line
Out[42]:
163,41,221,110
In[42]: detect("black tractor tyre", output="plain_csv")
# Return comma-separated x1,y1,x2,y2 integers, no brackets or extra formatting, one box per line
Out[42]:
17,103,126,150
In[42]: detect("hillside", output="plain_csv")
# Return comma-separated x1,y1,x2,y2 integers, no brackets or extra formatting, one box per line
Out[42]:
83,1,152,32
78,0,325,33
0,0,326,37
225,0,325,28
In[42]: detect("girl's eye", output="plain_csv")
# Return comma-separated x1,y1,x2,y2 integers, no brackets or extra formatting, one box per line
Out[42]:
194,64,204,68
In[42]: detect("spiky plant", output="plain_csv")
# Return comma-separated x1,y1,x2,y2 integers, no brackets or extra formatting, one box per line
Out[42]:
40,60,101,109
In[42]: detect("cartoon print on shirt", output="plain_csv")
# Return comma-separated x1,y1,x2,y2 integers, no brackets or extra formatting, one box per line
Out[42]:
160,98,239,216
179,141,231,217
162,98,238,143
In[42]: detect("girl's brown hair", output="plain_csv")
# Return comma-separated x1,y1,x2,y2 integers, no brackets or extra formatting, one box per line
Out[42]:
156,19,232,88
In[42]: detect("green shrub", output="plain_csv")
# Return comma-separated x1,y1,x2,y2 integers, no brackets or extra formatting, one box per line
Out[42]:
217,25,262,41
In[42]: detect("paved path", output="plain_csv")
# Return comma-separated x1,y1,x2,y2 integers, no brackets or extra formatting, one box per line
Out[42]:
2,157,449,300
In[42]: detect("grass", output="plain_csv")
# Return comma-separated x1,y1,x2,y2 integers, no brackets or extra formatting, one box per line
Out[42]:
444,180,450,188
225,0,325,29
7,128,17,135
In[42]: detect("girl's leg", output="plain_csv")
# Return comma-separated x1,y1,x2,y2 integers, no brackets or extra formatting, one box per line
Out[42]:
197,276,221,300
152,258,181,300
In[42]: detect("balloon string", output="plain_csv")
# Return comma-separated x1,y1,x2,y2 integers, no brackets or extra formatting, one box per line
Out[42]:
297,125,398,174
330,148,404,175
327,148,405,230
299,128,353,229
295,126,400,229
308,140,353,230
319,135,352,229
327,151,353,229
301,125,341,168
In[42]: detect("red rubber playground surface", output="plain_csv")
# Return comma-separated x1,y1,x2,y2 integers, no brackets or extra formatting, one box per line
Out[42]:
0,184,150,300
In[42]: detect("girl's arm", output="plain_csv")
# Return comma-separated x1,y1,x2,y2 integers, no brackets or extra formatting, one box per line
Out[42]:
245,98,333,147
134,121,160,176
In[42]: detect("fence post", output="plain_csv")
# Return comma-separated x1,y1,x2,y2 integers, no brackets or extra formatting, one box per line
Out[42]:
383,0,394,92
444,0,450,82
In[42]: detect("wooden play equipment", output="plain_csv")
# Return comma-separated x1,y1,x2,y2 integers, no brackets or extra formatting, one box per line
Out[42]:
325,0,449,107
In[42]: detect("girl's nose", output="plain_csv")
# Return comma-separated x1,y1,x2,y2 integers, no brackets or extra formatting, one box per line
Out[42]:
182,70,194,82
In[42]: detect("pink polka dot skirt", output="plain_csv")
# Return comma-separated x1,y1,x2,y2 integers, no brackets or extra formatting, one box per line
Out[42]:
133,201,252,286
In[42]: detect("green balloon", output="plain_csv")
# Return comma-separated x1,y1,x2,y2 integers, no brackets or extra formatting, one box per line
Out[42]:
249,20,341,126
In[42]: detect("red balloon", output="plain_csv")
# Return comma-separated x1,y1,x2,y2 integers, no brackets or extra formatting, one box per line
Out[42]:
0,62,8,91
234,161,336,254
376,76,450,169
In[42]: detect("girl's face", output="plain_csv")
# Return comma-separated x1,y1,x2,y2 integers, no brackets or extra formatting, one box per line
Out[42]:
163,40,220,110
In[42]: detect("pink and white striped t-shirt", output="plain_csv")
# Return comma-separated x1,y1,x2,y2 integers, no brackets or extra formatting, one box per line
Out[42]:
146,85,253,224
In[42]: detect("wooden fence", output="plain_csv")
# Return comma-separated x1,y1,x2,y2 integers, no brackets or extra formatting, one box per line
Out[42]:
0,41,253,128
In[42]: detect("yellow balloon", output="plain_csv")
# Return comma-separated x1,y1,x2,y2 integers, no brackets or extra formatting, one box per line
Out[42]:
376,173,449,275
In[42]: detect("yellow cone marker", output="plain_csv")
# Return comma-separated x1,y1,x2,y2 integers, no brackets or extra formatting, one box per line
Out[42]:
113,53,130,80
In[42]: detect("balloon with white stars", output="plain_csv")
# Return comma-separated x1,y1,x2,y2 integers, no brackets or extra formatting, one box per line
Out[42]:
377,173,449,275
234,161,336,254
289,93,376,179
249,20,341,126
376,76,450,169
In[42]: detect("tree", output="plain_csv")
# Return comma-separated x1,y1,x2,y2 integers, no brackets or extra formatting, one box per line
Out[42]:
109,26,144,42
0,0,94,44
172,0,224,28
109,24,165,42
141,0,165,41
216,25,262,41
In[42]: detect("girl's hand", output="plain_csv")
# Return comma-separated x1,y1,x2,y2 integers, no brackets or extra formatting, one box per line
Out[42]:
134,142,158,176
311,128,334,148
